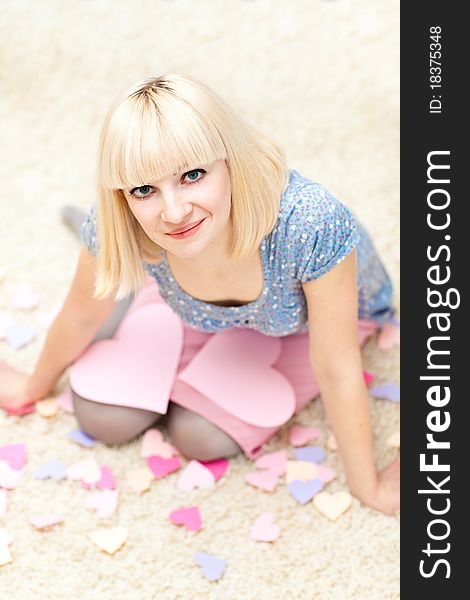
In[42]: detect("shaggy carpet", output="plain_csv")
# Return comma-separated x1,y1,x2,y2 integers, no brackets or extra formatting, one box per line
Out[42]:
0,1,399,598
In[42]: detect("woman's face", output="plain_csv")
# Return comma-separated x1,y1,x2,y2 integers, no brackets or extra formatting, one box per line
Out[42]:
123,159,232,260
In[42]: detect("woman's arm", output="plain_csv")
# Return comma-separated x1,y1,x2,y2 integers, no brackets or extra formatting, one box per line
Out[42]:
302,250,399,515
0,245,119,409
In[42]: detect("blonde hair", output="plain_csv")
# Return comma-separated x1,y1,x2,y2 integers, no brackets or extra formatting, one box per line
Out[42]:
94,73,288,300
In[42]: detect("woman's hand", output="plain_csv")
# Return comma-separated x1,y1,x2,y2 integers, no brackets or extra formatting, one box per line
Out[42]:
0,361,35,410
356,454,400,516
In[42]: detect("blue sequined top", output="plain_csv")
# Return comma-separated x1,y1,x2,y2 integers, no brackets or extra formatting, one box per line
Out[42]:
82,169,394,336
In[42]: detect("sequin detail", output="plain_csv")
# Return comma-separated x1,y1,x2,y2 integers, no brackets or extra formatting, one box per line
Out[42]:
82,170,394,336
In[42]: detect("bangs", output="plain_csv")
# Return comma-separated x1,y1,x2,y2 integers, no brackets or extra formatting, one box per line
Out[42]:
99,90,227,190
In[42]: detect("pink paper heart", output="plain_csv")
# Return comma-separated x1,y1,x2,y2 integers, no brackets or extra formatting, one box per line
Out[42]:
3,404,36,416
378,323,400,351
250,512,281,542
363,371,375,385
147,456,181,479
177,329,295,427
177,461,215,491
86,490,119,519
70,304,183,413
140,429,177,459
199,458,229,481
28,514,64,529
81,465,116,490
56,388,74,413
288,426,321,447
254,450,287,476
245,470,279,492
317,465,337,483
0,444,27,470
169,506,202,531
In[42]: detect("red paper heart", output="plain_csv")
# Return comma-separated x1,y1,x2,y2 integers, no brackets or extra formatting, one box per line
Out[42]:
177,329,295,427
69,304,183,413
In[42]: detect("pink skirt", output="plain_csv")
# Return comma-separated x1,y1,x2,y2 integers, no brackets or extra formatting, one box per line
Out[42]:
70,277,378,459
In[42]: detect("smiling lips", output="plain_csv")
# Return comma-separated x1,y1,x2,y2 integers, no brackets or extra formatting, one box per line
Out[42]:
166,218,205,236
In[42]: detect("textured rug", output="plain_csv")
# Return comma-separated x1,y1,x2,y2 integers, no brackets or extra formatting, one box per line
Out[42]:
0,1,399,598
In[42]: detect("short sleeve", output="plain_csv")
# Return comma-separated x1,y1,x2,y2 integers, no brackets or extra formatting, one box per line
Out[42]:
81,204,99,257
290,185,360,283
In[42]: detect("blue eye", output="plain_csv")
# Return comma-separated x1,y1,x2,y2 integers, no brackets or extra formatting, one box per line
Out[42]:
131,185,154,199
129,169,206,199
185,170,203,182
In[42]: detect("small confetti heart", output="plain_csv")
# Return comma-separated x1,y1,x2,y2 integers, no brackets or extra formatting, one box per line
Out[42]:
28,514,64,530
292,446,325,464
326,431,338,451
3,404,36,416
81,465,117,490
33,459,67,480
36,398,59,418
378,323,400,351
177,461,215,492
69,428,97,447
36,303,62,328
193,551,227,581
288,479,324,505
140,428,177,459
245,470,279,492
127,467,154,493
147,456,181,479
386,430,400,448
254,450,287,476
67,457,101,484
288,425,321,446
199,458,229,481
313,491,353,521
0,311,15,340
0,490,8,518
249,512,280,542
370,383,400,402
0,545,13,567
86,490,119,519
0,527,13,546
169,506,202,531
5,323,37,350
0,461,25,489
317,465,337,483
10,283,39,310
90,527,128,555
56,388,74,413
0,444,26,470
363,371,375,385
286,461,319,484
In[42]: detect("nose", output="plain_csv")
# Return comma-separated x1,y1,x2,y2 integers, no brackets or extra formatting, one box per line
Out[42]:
160,189,192,224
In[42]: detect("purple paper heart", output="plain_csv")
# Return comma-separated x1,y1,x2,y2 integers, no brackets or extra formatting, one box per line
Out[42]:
288,479,324,505
5,323,37,350
193,552,227,581
370,382,400,402
33,459,67,480
69,429,97,447
293,446,325,463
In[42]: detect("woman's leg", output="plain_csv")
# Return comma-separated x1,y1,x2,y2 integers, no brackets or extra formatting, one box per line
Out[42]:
62,205,163,445
165,402,242,462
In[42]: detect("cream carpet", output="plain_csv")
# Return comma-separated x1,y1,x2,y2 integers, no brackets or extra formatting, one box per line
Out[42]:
0,1,400,598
